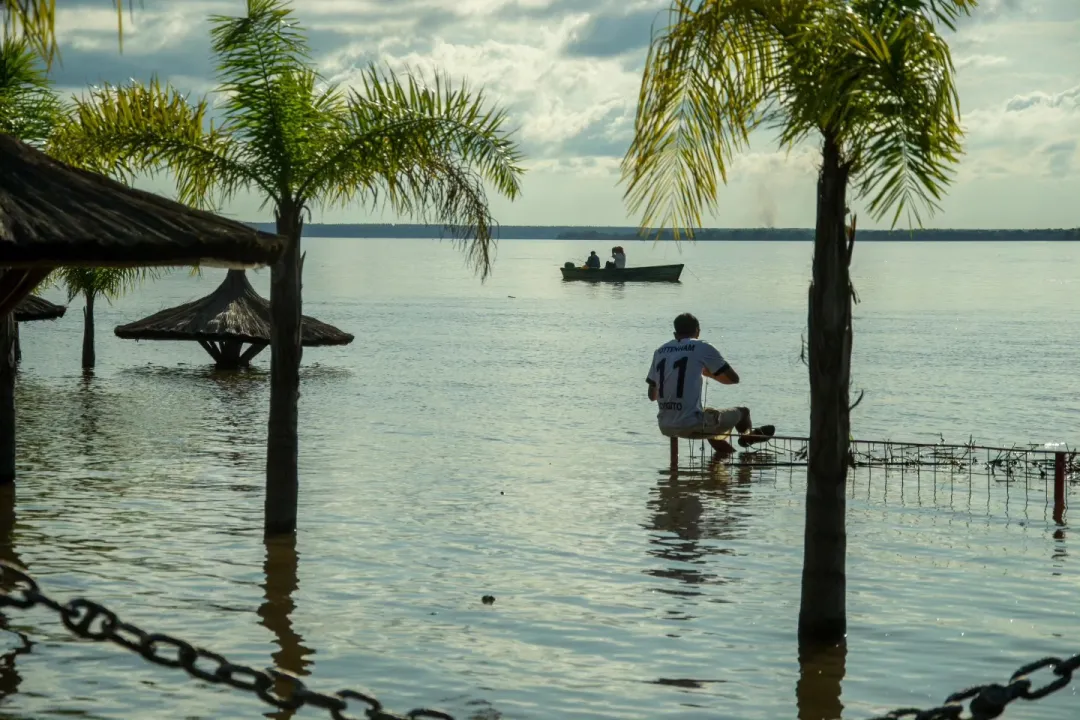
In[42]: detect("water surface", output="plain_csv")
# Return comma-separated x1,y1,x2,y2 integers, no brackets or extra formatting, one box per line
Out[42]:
3,238,1079,719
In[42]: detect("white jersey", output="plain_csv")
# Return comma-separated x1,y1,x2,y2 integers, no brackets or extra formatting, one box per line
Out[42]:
613,252,626,269
646,338,728,430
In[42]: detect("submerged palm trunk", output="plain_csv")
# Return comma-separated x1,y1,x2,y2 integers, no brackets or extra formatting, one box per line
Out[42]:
82,290,96,371
265,204,303,535
0,313,14,485
799,133,852,645
796,641,847,720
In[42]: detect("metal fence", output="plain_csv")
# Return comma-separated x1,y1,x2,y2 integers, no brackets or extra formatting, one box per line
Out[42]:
672,435,1078,519
0,436,1076,719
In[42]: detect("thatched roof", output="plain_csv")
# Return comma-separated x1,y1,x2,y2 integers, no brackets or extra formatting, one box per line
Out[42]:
114,270,354,347
14,294,66,322
0,133,284,269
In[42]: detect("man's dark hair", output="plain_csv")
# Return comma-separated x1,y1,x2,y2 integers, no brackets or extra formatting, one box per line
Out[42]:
673,313,699,337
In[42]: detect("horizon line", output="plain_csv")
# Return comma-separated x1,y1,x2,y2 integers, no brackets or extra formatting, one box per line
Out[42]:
241,221,1080,232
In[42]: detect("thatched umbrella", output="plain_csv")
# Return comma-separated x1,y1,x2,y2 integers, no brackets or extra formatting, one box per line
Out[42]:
10,295,66,366
115,270,353,369
0,133,285,315
0,133,284,485
13,295,65,322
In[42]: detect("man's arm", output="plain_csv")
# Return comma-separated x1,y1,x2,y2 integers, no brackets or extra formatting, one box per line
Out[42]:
646,350,660,400
705,363,739,384
700,342,739,384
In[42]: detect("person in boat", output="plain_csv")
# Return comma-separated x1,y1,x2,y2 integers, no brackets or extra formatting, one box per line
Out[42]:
646,312,774,455
605,246,627,269
585,251,601,269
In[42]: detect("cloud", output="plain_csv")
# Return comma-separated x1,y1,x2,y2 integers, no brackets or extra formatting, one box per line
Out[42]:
954,54,1009,70
563,7,664,58
961,84,1080,179
41,0,1080,229
1004,85,1080,112
324,20,645,160
1043,140,1077,177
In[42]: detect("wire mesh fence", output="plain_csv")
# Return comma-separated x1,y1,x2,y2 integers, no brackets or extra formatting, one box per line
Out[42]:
670,435,1079,520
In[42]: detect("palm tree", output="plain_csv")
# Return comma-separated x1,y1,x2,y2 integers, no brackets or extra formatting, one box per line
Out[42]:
48,267,164,371
2,1,126,64
621,0,973,644
48,0,524,535
0,36,64,485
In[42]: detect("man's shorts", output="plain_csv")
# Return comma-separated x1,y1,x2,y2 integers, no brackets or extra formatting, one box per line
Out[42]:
659,407,745,439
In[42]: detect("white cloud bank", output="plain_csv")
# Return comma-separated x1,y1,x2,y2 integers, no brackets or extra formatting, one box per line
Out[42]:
50,0,1080,229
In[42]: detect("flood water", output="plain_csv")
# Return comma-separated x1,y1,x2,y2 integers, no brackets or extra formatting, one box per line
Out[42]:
4,238,1079,719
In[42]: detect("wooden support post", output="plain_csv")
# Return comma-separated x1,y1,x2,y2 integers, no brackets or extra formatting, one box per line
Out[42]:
240,342,268,364
198,340,224,364
1053,452,1066,525
669,435,678,472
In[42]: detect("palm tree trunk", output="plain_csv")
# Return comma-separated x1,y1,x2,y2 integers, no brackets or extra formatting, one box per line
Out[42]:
798,132,852,645
0,313,15,486
265,203,303,535
796,641,847,720
81,290,96,371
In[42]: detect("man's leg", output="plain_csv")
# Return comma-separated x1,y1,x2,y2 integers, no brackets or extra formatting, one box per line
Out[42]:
733,406,753,434
736,406,775,448
703,407,774,448
707,436,736,457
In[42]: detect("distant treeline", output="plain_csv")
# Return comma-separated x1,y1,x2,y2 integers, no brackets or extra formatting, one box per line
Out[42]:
245,222,1080,241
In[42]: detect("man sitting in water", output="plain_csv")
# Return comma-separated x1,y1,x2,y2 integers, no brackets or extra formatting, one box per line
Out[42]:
646,313,774,454
586,251,601,269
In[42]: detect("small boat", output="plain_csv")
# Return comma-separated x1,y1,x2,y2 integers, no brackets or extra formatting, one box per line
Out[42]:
559,263,684,283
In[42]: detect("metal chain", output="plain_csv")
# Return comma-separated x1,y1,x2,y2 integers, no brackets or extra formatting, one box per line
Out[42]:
0,560,455,720
868,654,1080,719
2,560,1077,720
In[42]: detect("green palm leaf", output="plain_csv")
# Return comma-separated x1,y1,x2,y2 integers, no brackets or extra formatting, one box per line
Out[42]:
0,36,62,145
622,0,973,234
2,1,133,65
48,77,265,210
50,266,166,304
299,64,524,278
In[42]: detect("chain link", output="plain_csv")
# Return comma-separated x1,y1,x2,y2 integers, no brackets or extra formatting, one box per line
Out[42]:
0,560,455,719
2,560,1077,720
868,654,1080,719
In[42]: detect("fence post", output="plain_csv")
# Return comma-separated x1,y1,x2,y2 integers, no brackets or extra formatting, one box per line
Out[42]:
670,436,678,471
1053,452,1066,523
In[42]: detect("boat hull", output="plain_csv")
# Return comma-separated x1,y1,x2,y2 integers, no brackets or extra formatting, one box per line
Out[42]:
559,264,684,283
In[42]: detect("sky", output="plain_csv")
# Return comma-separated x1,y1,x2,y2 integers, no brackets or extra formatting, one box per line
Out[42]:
44,0,1080,230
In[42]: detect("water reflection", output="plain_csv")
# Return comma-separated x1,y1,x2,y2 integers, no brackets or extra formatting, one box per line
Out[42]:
117,365,266,472
260,534,314,720
0,484,29,702
796,641,847,720
16,374,127,478
1052,528,1066,572
644,458,754,597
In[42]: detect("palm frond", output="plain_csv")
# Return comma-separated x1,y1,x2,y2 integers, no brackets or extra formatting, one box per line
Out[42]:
297,64,525,279
209,0,313,194
0,36,63,145
53,265,167,304
47,78,267,210
624,0,972,236
2,0,132,65
620,0,785,240
841,6,966,227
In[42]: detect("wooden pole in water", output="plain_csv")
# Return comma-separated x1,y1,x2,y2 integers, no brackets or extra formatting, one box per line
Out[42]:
669,436,678,471
1053,452,1066,524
